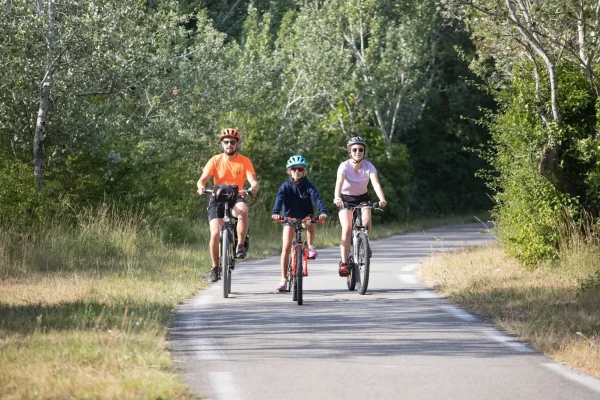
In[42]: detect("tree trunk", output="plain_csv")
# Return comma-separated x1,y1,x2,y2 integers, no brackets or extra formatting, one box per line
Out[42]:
33,0,57,188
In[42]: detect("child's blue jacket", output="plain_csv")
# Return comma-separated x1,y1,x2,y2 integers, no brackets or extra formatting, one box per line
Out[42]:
271,176,328,218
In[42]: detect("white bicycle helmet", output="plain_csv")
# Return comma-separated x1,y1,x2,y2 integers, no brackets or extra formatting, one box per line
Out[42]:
347,136,367,149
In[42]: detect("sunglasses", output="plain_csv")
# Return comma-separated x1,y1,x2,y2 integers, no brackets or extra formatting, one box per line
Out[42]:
222,139,237,145
290,167,305,172
351,147,365,153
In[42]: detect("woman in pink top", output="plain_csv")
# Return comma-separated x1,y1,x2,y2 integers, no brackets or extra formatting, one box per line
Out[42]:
333,137,387,277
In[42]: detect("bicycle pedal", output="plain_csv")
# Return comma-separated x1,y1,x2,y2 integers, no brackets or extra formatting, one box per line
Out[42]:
307,256,315,260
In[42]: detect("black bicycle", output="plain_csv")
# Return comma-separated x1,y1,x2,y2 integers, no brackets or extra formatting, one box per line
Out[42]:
345,202,379,295
274,216,323,305
203,185,251,298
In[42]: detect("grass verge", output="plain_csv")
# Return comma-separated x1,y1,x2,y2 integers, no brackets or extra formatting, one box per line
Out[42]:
418,243,600,379
0,206,481,399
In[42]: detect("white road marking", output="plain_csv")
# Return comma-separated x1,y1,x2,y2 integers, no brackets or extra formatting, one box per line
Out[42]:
402,263,419,272
542,363,600,394
440,304,478,322
398,274,418,284
193,294,214,307
185,295,226,360
210,371,244,400
191,338,225,360
481,329,534,353
413,290,442,299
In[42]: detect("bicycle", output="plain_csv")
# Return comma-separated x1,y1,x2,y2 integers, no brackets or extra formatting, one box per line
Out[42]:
203,185,251,298
274,216,323,305
344,201,380,295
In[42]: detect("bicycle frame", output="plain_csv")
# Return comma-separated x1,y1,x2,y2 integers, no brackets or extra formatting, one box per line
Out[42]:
348,202,377,258
290,220,310,278
276,217,312,277
203,187,250,298
274,216,323,305
344,201,379,294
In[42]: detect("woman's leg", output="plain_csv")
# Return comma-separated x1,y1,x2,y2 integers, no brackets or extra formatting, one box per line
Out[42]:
362,207,372,234
338,209,353,263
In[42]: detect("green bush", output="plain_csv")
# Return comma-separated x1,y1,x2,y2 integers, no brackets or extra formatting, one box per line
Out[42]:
579,269,600,293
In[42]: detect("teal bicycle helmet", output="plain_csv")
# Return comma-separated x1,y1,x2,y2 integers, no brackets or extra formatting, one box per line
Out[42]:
286,154,308,169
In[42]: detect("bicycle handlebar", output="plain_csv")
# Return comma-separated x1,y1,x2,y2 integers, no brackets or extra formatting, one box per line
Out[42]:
273,216,325,225
342,201,381,210
200,188,253,197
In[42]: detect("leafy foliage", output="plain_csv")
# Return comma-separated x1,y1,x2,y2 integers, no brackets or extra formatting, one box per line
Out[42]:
0,0,491,231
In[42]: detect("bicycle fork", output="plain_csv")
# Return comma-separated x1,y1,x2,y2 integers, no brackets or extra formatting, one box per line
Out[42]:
290,242,309,277
352,229,368,264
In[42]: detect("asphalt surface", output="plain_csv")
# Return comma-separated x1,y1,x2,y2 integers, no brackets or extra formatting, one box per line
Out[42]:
170,223,600,400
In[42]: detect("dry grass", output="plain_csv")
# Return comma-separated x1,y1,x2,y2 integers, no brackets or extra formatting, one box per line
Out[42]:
0,209,481,399
419,243,600,378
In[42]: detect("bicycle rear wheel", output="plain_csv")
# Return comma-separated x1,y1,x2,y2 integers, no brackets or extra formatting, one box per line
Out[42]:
356,232,370,295
295,246,304,305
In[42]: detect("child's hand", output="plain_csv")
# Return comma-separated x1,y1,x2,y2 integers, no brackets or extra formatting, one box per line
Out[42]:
318,214,327,221
271,214,280,221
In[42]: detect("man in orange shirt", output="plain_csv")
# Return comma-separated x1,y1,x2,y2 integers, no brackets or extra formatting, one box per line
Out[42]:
197,128,259,282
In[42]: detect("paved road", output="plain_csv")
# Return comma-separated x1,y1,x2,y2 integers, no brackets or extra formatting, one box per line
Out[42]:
170,223,600,400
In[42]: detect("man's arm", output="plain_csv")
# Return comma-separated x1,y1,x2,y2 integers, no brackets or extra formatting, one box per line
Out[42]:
246,171,259,195
197,170,212,195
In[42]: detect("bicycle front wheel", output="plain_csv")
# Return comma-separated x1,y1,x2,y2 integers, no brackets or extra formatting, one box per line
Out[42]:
222,230,232,298
295,246,304,305
356,232,370,295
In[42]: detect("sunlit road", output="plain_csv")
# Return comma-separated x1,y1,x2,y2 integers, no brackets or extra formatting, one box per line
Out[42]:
170,223,600,400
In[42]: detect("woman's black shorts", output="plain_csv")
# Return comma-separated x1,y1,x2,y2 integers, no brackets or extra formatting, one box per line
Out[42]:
340,193,372,209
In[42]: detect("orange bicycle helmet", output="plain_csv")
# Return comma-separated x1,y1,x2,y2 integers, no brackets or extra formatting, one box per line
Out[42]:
219,128,240,141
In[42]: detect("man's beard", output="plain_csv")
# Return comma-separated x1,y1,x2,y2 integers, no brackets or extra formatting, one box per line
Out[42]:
225,148,237,155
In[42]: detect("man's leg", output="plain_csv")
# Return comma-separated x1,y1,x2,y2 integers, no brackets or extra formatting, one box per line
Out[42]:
232,201,249,258
209,218,222,266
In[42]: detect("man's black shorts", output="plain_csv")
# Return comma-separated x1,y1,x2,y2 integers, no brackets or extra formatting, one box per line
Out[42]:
340,193,372,209
207,197,246,221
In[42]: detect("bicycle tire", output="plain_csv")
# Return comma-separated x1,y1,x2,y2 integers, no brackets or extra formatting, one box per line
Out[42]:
287,258,294,295
228,230,235,294
356,232,370,295
296,245,304,305
347,239,357,291
222,230,231,298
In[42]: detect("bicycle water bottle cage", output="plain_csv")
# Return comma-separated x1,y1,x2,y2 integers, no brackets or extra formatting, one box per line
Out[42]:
213,184,239,202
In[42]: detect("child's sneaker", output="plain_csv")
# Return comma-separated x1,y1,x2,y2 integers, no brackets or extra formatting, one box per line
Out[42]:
308,246,318,259
277,280,288,292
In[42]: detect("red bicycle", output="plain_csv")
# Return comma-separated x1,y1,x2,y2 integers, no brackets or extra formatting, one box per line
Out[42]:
274,216,323,305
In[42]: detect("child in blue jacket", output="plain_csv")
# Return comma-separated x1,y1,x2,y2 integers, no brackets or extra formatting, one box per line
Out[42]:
271,155,328,291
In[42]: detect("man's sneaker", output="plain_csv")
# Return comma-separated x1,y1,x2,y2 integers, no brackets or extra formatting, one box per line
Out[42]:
338,262,350,277
308,246,318,259
277,280,288,292
236,245,247,259
208,267,220,282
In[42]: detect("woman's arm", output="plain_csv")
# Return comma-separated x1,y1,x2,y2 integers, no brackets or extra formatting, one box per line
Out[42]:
334,169,344,208
370,172,387,207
